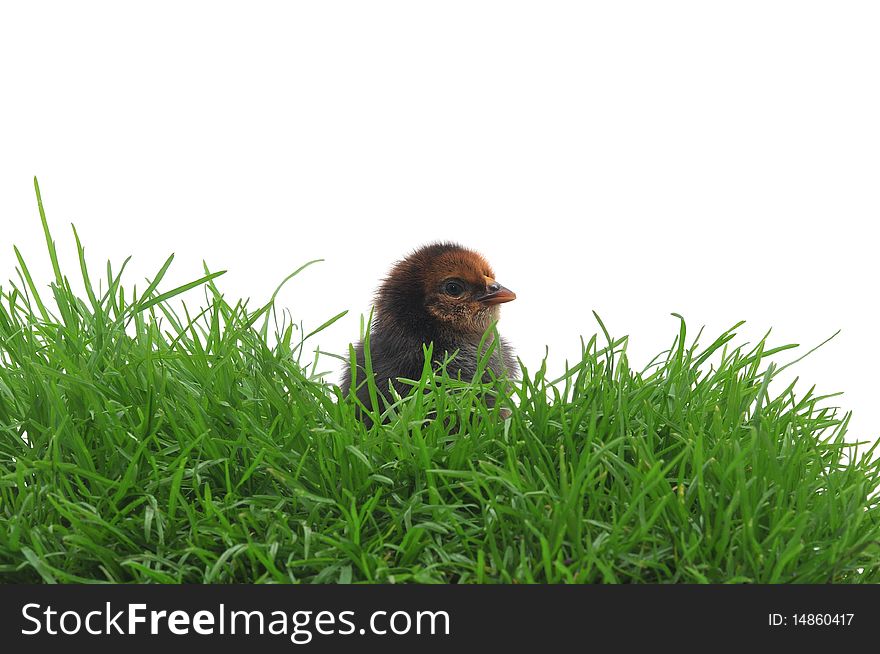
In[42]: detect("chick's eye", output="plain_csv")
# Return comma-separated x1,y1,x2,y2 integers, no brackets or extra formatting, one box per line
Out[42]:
443,281,464,296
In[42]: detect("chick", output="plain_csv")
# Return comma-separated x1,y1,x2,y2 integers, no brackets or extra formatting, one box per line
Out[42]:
342,242,516,422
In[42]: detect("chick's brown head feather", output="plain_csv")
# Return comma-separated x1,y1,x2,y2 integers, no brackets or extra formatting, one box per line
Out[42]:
375,242,515,339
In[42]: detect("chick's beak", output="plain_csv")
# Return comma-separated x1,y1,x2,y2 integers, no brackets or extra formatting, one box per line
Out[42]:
477,282,516,305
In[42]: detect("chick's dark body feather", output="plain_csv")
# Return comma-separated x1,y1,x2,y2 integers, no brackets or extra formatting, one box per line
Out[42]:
341,242,516,420
344,330,515,412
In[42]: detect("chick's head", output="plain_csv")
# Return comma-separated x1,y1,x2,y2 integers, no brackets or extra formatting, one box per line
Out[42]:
376,243,515,338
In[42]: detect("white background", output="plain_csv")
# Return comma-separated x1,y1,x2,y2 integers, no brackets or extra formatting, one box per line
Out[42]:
1,2,877,443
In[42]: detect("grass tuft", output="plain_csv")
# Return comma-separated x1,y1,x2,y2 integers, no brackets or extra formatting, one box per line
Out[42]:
1,180,879,583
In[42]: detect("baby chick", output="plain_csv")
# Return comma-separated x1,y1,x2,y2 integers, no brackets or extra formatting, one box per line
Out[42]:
342,242,516,422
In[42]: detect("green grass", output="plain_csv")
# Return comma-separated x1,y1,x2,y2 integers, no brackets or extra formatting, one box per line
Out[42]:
1,179,879,584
